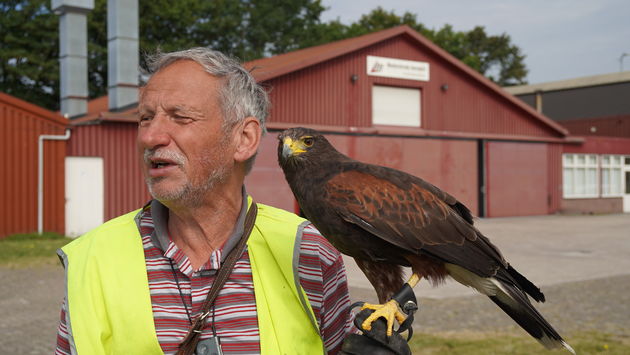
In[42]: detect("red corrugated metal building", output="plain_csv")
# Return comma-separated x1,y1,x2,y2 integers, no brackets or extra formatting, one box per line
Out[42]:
244,26,576,217
0,92,68,237
68,25,581,227
506,71,630,214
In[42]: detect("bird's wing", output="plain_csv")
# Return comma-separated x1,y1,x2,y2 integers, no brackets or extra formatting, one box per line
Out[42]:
324,166,506,276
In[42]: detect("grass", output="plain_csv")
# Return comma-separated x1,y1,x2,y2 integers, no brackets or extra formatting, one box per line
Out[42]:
0,232,73,268
408,331,630,354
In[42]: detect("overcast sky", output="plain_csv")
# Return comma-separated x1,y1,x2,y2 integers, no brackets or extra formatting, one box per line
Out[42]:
320,0,630,85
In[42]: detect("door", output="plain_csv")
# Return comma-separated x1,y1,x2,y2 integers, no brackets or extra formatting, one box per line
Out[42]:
65,157,104,237
486,141,548,217
624,157,630,213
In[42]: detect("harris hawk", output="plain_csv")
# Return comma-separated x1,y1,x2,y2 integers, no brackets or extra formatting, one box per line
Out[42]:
277,127,574,353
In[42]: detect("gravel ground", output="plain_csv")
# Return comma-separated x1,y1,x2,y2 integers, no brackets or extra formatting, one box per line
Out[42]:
2,266,629,354
0,266,65,355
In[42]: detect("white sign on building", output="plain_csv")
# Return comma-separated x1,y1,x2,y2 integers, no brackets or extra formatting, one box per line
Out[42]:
366,55,430,81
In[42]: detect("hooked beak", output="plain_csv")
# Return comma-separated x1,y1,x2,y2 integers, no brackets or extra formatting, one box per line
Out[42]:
281,137,305,159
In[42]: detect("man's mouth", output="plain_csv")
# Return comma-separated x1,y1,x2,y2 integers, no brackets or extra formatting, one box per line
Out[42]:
151,161,174,169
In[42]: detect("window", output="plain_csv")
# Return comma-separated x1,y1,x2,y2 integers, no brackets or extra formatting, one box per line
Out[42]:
601,155,623,196
563,154,598,198
372,85,421,127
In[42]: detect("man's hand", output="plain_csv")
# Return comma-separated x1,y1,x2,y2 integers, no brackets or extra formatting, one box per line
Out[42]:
339,308,412,355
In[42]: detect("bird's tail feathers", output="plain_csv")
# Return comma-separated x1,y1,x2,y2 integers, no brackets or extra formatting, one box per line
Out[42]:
504,265,545,302
445,264,574,354
489,280,574,354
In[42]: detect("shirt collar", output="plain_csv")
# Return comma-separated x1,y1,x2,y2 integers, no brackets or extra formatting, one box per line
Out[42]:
137,187,250,270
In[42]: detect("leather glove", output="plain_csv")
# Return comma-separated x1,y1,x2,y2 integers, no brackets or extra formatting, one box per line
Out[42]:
339,308,412,355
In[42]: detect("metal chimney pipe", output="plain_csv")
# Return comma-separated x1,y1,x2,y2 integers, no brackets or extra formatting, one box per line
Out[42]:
107,0,139,111
52,0,94,118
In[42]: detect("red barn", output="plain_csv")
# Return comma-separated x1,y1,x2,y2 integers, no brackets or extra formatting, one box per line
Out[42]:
0,93,68,237
244,26,577,217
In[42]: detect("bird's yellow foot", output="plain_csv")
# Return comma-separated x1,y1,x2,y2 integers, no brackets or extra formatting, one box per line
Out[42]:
360,300,407,336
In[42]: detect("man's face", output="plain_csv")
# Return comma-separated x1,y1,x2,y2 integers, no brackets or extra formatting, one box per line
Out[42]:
137,60,234,206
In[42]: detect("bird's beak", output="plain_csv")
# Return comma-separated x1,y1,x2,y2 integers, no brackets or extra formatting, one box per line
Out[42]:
282,137,305,158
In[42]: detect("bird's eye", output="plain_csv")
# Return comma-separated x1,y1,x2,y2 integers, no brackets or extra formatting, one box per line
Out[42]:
303,137,314,147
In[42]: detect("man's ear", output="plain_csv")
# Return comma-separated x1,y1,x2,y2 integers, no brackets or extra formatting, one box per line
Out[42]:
233,117,262,164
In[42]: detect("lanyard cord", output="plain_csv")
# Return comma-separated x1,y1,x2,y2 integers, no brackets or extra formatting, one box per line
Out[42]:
168,258,193,325
168,258,219,336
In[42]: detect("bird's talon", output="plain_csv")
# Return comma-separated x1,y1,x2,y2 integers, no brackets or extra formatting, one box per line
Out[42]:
359,300,407,336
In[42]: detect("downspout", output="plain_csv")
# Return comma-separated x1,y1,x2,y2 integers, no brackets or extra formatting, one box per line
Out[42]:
38,129,71,234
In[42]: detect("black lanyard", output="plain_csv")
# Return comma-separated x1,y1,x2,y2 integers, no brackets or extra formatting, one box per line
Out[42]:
175,202,258,355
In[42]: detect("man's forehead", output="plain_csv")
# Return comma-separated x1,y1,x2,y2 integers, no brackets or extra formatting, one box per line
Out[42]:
139,62,220,108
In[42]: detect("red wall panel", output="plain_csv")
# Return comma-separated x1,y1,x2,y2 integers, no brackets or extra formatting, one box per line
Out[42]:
486,141,549,217
0,94,67,237
563,136,630,155
561,116,630,138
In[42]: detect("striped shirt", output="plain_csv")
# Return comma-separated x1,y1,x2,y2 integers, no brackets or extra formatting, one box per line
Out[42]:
55,199,352,354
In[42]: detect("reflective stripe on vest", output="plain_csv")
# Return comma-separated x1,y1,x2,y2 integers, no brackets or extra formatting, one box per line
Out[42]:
60,200,324,354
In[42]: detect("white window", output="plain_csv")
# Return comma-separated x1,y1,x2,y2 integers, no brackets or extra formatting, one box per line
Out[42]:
563,154,598,198
601,155,623,196
372,85,421,127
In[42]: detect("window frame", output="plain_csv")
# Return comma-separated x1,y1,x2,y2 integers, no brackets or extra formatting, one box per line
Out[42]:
601,154,624,197
562,153,599,199
371,84,422,128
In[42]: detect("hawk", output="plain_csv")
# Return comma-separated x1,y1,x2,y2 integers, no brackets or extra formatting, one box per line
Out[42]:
277,127,574,353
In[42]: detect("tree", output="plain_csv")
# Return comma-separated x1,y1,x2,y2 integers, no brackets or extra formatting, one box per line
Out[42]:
1,0,59,110
2,0,327,109
308,7,528,86
2,2,527,110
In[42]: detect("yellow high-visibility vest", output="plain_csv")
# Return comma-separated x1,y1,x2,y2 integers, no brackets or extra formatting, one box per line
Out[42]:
59,200,324,354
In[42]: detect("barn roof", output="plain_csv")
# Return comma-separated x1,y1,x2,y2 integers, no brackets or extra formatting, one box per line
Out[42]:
246,25,569,137
0,92,68,127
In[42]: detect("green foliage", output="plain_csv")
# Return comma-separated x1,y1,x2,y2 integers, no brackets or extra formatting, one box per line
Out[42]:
310,7,528,86
1,1,527,110
1,0,60,110
0,232,72,268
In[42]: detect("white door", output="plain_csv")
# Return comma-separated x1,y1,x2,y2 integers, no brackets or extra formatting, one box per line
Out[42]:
65,157,104,237
624,157,630,213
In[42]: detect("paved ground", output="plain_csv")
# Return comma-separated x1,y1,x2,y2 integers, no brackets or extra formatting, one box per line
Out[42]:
1,213,628,354
345,213,630,299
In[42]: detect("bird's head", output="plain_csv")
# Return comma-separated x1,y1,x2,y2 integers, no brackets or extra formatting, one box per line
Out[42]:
277,127,331,167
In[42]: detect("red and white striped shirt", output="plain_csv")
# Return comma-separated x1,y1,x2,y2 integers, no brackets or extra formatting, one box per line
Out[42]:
55,199,353,354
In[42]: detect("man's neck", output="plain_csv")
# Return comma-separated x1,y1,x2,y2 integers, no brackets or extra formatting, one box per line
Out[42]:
166,186,244,270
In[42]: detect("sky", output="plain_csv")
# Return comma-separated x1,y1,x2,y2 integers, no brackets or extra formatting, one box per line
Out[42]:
320,0,630,85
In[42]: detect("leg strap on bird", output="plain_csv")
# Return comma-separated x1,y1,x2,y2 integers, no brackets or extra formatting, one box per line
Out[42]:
392,283,419,341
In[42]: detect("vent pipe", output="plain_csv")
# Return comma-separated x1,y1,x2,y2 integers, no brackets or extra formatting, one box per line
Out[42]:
52,0,94,118
107,0,139,111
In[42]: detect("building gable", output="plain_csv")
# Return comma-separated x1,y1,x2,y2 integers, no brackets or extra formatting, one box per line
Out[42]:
247,26,569,141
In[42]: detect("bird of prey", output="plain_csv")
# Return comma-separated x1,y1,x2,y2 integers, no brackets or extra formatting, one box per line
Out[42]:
277,127,574,353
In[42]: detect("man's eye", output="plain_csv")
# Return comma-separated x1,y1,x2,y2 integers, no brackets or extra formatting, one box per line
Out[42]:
174,114,193,121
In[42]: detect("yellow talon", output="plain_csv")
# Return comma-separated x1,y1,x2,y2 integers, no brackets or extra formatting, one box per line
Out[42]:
360,299,407,336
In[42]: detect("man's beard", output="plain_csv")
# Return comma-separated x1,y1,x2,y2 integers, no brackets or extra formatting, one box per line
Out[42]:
144,142,232,207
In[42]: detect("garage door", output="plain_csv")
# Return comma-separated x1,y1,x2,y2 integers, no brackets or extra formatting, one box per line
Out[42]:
486,141,548,217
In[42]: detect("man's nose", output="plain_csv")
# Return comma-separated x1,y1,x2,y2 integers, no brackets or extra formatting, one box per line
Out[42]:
137,115,171,149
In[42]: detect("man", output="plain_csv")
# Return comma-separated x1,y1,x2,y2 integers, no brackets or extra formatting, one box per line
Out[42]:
55,48,353,354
